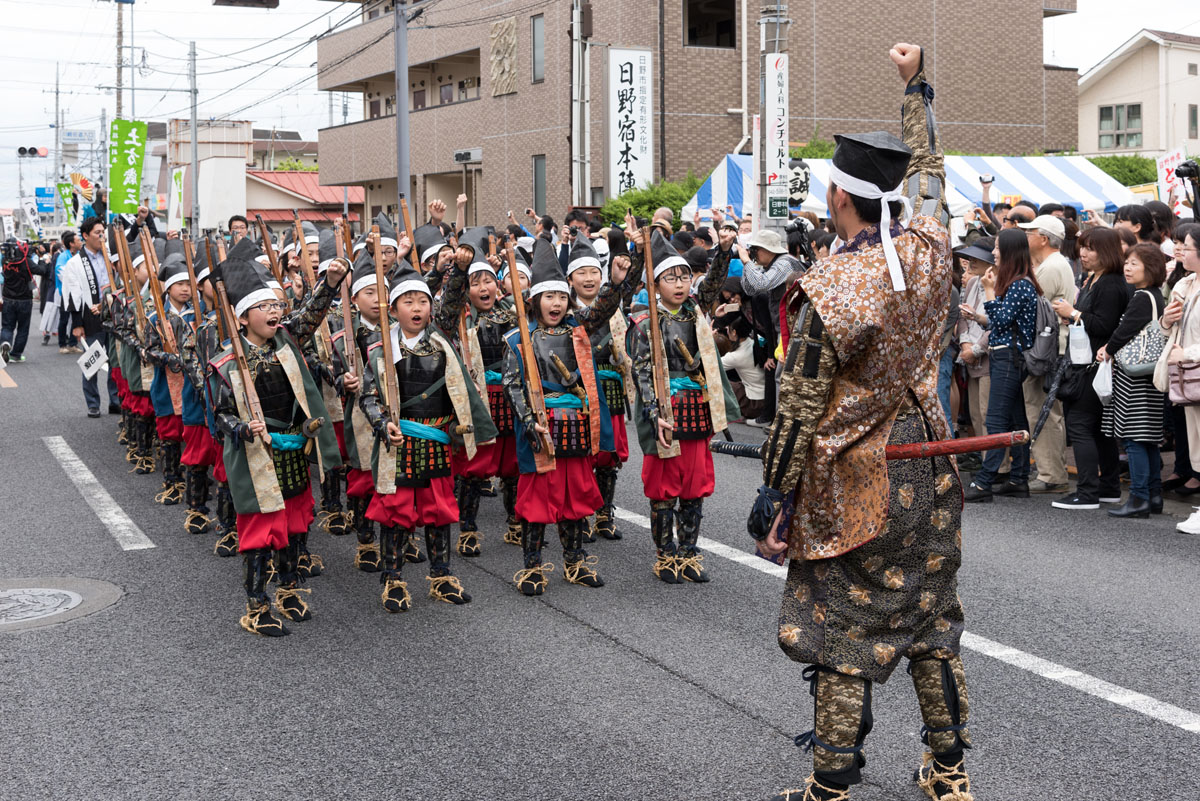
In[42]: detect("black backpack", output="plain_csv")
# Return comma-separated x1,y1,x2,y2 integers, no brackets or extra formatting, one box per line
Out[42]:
1020,294,1059,377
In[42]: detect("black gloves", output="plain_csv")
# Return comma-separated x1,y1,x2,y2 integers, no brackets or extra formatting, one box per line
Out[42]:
521,419,543,454
748,484,786,541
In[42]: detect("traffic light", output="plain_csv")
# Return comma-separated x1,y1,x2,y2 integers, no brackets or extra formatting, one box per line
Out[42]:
17,146,48,158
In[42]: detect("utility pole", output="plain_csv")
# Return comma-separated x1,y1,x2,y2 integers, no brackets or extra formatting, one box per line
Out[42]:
759,1,791,236
54,62,61,224
130,1,136,122
189,41,200,231
393,0,410,217
115,2,123,119
342,92,349,220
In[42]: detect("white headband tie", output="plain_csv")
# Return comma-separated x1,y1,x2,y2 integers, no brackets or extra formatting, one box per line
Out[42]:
828,163,911,291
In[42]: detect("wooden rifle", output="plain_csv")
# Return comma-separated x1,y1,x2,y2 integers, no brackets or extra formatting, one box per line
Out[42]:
140,228,177,355
371,225,402,444
397,198,421,272
504,241,555,472
290,209,334,366
181,233,201,335
211,257,270,446
334,216,358,381
113,226,147,342
203,237,228,344
641,228,673,448
253,214,290,311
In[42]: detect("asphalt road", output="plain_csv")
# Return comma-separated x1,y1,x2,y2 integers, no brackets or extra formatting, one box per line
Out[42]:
3,331,1199,801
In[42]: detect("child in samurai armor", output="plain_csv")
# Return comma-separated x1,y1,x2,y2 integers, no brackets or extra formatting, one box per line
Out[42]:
115,236,159,475
502,236,635,596
629,226,740,584
180,240,237,552
358,253,497,612
143,240,197,511
209,237,347,637
565,230,636,542
448,227,519,556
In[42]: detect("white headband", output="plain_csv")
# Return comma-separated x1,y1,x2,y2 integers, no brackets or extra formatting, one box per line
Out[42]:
828,163,911,291
389,278,432,304
529,279,569,298
566,255,602,276
468,261,497,278
235,287,278,319
161,272,189,292
351,274,380,297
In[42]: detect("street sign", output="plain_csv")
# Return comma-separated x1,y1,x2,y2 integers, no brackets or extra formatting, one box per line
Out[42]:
35,187,55,214
62,129,95,144
453,148,482,163
767,186,789,219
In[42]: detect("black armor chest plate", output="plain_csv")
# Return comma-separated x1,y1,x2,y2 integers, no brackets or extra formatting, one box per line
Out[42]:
396,345,451,418
531,326,578,386
476,311,512,368
254,358,299,430
663,312,700,374
589,316,616,368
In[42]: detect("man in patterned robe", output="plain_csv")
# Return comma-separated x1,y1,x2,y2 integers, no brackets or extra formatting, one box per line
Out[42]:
748,44,974,801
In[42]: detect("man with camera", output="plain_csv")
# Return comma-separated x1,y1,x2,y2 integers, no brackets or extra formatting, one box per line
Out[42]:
1,238,49,365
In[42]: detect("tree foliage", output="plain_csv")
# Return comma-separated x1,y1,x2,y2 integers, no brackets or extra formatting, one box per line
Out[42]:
599,171,707,225
273,157,319,172
1087,155,1159,187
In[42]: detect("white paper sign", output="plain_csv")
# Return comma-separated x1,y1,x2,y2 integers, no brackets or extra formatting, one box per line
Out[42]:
167,166,185,232
78,339,108,379
607,47,654,196
1157,147,1188,217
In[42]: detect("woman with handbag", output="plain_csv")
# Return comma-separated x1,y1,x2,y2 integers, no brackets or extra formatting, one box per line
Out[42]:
1050,228,1130,510
962,229,1041,502
1160,222,1200,496
1162,227,1200,533
957,237,1006,474
1101,244,1168,518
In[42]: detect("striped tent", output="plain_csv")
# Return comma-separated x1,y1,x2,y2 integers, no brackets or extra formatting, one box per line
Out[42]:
682,154,1134,221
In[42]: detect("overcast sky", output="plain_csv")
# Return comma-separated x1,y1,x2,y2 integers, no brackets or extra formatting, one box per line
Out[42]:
0,0,1197,213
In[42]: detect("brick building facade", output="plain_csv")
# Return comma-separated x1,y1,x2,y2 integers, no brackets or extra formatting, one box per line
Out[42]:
317,0,1078,225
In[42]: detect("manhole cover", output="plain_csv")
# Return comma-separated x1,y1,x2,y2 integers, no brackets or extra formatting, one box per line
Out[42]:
0,588,84,624
0,577,122,632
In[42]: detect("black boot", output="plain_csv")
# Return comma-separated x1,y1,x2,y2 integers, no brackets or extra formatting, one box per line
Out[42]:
274,540,312,622
213,482,239,557
378,526,412,613
403,527,426,564
350,494,381,572
155,441,183,505
296,524,322,578
515,521,551,595
319,469,348,535
134,415,156,475
560,519,603,587
425,525,470,604
456,477,483,557
594,466,623,540
240,549,289,637
117,408,130,445
785,666,873,800
1108,495,1151,518
650,501,681,584
675,498,709,582
501,476,521,545
1150,494,1163,514
184,466,211,534
911,656,973,800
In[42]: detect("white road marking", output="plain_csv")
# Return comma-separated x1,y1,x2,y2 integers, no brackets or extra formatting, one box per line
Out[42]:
614,504,1200,734
43,436,155,551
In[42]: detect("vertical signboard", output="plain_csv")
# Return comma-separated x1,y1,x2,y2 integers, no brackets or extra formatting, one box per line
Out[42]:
1157,147,1189,218
166,166,185,231
20,196,44,238
108,119,148,214
607,47,654,196
765,53,789,219
57,183,76,226
751,114,761,232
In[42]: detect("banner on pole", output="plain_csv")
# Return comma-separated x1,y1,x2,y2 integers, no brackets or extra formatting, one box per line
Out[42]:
1157,147,1189,217
765,54,789,219
20,196,44,238
166,167,185,231
57,183,77,226
606,47,654,196
108,119,148,214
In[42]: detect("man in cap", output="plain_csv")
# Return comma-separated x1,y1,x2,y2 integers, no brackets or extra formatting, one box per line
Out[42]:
749,45,974,801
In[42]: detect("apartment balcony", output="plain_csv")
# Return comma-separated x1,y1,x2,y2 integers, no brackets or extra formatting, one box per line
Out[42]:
1044,0,1075,16
317,98,486,186
317,13,394,92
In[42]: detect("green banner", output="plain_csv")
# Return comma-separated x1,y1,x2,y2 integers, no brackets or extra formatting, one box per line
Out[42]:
108,118,148,214
56,183,76,226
